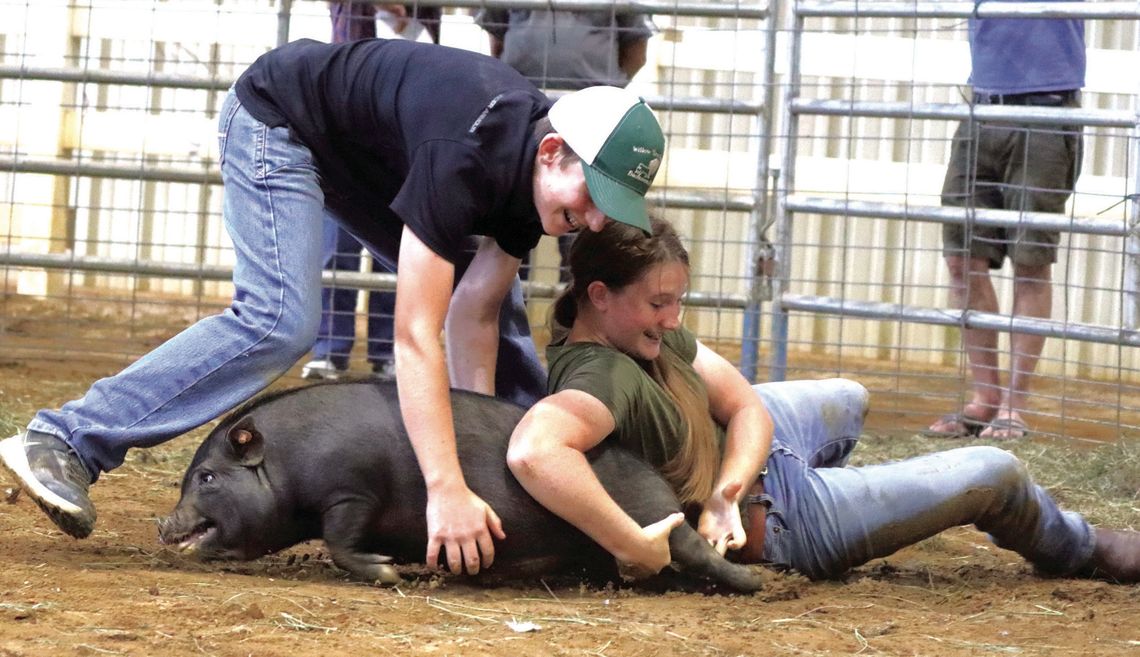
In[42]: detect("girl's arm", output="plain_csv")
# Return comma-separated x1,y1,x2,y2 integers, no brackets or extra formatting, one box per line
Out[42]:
692,340,773,554
508,389,684,574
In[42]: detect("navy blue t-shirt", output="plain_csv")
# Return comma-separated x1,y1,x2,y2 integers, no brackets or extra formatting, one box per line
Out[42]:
234,38,550,262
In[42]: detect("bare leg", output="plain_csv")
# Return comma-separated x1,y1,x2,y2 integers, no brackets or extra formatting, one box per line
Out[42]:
929,255,1001,433
981,263,1051,439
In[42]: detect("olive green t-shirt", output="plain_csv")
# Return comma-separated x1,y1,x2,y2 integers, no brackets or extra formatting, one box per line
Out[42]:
545,326,725,468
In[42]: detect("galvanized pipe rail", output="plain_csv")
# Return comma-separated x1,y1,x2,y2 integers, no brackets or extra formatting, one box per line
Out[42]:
797,1,1140,20
325,0,768,19
0,64,759,114
738,0,782,382
791,98,1136,129
785,197,1132,237
0,154,755,211
770,0,1140,381
0,250,748,308
780,294,1140,348
0,65,232,91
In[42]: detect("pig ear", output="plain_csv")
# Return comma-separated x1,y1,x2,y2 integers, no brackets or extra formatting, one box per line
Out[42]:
227,416,265,467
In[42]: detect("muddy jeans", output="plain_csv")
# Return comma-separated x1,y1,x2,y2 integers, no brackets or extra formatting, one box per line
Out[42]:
755,379,1094,579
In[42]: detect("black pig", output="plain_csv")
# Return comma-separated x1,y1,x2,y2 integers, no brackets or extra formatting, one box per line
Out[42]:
159,381,763,592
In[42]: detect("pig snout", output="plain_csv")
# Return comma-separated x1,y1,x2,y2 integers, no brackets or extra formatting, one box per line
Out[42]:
157,507,217,555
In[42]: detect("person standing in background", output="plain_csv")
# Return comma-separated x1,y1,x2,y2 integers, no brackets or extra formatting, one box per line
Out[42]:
302,2,438,381
928,2,1084,440
475,8,654,92
475,7,656,282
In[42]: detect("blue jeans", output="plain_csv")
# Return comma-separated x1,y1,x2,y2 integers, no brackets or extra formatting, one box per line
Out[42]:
29,89,546,480
313,219,394,368
756,379,1095,579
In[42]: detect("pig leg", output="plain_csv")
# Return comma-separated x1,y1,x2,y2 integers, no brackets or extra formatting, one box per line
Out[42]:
665,524,764,592
321,503,402,585
590,448,763,592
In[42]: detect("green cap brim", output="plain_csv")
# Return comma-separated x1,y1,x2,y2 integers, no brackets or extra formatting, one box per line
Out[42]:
582,164,651,233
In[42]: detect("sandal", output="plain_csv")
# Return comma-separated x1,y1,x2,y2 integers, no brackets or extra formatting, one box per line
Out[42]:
922,412,987,438
980,416,1030,440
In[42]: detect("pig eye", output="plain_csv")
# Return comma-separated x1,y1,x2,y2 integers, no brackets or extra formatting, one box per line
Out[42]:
197,471,216,485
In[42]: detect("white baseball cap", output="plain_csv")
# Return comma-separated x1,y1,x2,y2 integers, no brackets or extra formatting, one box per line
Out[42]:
548,86,665,233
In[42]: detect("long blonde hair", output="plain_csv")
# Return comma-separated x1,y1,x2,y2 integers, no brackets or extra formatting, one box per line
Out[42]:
552,218,720,505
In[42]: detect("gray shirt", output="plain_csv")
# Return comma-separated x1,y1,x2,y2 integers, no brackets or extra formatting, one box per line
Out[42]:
475,10,654,90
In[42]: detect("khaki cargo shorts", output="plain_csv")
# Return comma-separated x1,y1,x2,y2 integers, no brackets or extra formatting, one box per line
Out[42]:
940,101,1082,269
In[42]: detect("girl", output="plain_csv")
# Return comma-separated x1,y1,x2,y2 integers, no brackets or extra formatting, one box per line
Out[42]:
507,217,1140,582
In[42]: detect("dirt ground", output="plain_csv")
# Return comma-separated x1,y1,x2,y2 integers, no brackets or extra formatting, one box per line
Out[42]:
2,292,1140,656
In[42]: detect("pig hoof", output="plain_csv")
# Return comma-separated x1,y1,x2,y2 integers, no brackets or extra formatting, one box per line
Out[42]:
332,550,402,585
373,564,402,586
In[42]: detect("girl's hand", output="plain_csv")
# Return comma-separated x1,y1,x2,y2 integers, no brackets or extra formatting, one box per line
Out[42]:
616,512,686,579
697,482,747,556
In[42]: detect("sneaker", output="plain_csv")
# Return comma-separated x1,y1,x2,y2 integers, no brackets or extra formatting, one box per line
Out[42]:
300,358,346,380
371,361,396,380
0,430,97,538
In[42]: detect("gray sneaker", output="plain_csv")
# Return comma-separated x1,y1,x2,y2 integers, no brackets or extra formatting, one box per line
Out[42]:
371,360,396,380
300,358,346,380
0,430,96,538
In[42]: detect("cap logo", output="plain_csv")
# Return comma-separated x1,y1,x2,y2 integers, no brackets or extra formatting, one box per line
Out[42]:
628,156,661,186
547,86,665,232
